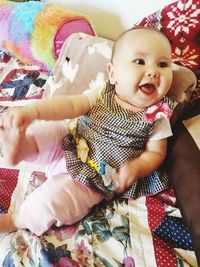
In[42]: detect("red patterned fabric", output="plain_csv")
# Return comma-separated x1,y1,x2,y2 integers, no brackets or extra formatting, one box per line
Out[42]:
147,195,177,266
0,53,49,213
0,169,19,212
136,0,200,105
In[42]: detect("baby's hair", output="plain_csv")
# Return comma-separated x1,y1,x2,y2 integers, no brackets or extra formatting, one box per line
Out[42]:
111,26,171,63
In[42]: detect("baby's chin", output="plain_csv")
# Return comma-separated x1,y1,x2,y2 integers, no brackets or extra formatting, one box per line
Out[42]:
115,93,159,111
135,93,165,108
128,96,154,107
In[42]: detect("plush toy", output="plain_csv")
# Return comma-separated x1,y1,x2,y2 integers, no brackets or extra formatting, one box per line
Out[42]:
0,1,95,70
168,63,197,124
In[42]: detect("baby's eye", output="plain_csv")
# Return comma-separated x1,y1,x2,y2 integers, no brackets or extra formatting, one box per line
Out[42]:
134,59,145,65
158,61,168,68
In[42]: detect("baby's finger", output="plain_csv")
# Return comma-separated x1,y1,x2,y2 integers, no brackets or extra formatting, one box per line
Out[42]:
114,179,125,194
0,113,9,129
0,112,16,129
0,115,3,129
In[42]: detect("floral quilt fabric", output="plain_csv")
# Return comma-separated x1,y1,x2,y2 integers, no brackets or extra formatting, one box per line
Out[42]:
0,169,197,267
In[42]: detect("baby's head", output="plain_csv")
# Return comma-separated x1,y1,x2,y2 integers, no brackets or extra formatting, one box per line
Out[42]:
107,26,173,109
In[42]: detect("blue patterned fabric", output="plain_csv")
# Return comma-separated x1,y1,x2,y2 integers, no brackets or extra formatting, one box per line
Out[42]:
1,70,46,100
154,216,193,250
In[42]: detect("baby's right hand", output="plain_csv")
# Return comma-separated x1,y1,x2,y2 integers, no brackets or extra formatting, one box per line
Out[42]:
0,106,36,131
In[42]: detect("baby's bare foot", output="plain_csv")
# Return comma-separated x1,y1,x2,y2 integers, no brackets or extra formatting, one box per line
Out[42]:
0,122,26,165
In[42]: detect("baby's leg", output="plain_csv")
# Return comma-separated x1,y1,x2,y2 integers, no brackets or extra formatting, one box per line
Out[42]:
0,122,38,165
0,122,39,232
26,120,68,174
0,119,67,169
9,174,104,236
0,121,69,233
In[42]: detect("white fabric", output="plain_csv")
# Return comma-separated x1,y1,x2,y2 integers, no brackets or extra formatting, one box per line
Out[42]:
149,118,172,140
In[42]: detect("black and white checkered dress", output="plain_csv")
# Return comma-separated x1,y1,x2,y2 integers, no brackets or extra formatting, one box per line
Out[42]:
63,82,174,200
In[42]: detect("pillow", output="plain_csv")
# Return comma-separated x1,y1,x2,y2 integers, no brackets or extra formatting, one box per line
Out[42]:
0,1,95,71
49,33,113,96
48,32,197,124
135,0,200,105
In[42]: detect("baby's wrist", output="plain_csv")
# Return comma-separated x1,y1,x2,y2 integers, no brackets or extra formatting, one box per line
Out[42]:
27,106,38,122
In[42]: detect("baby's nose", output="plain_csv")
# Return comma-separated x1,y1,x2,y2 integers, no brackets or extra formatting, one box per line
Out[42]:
145,67,159,78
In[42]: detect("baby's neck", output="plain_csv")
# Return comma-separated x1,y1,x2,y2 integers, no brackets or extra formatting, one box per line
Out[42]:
114,94,144,114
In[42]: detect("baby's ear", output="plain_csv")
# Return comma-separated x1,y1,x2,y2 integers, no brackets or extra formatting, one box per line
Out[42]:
107,63,116,85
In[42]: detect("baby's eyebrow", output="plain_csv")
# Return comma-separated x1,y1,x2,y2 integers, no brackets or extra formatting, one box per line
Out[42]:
160,55,171,60
131,52,146,57
130,51,172,62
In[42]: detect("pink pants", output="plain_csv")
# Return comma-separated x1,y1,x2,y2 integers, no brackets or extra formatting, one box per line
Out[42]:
13,121,103,236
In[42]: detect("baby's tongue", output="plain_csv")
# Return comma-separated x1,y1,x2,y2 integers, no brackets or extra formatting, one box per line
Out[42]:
140,84,155,95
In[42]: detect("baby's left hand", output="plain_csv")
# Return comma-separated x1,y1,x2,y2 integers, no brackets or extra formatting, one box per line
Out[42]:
114,161,139,194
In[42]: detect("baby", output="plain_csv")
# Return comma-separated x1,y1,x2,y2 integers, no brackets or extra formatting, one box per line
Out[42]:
0,26,175,236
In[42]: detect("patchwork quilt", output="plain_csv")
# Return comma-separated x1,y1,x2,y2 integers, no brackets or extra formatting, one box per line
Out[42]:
0,50,198,267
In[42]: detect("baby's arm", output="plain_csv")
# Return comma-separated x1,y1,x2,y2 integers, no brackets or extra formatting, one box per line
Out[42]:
0,94,91,130
115,138,167,193
32,94,91,121
0,95,91,165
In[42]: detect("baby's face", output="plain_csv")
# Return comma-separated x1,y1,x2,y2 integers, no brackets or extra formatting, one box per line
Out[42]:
108,29,173,110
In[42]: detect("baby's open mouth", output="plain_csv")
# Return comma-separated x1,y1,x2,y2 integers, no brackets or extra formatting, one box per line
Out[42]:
139,83,156,95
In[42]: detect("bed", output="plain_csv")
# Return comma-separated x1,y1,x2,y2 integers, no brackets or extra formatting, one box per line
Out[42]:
0,0,199,266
